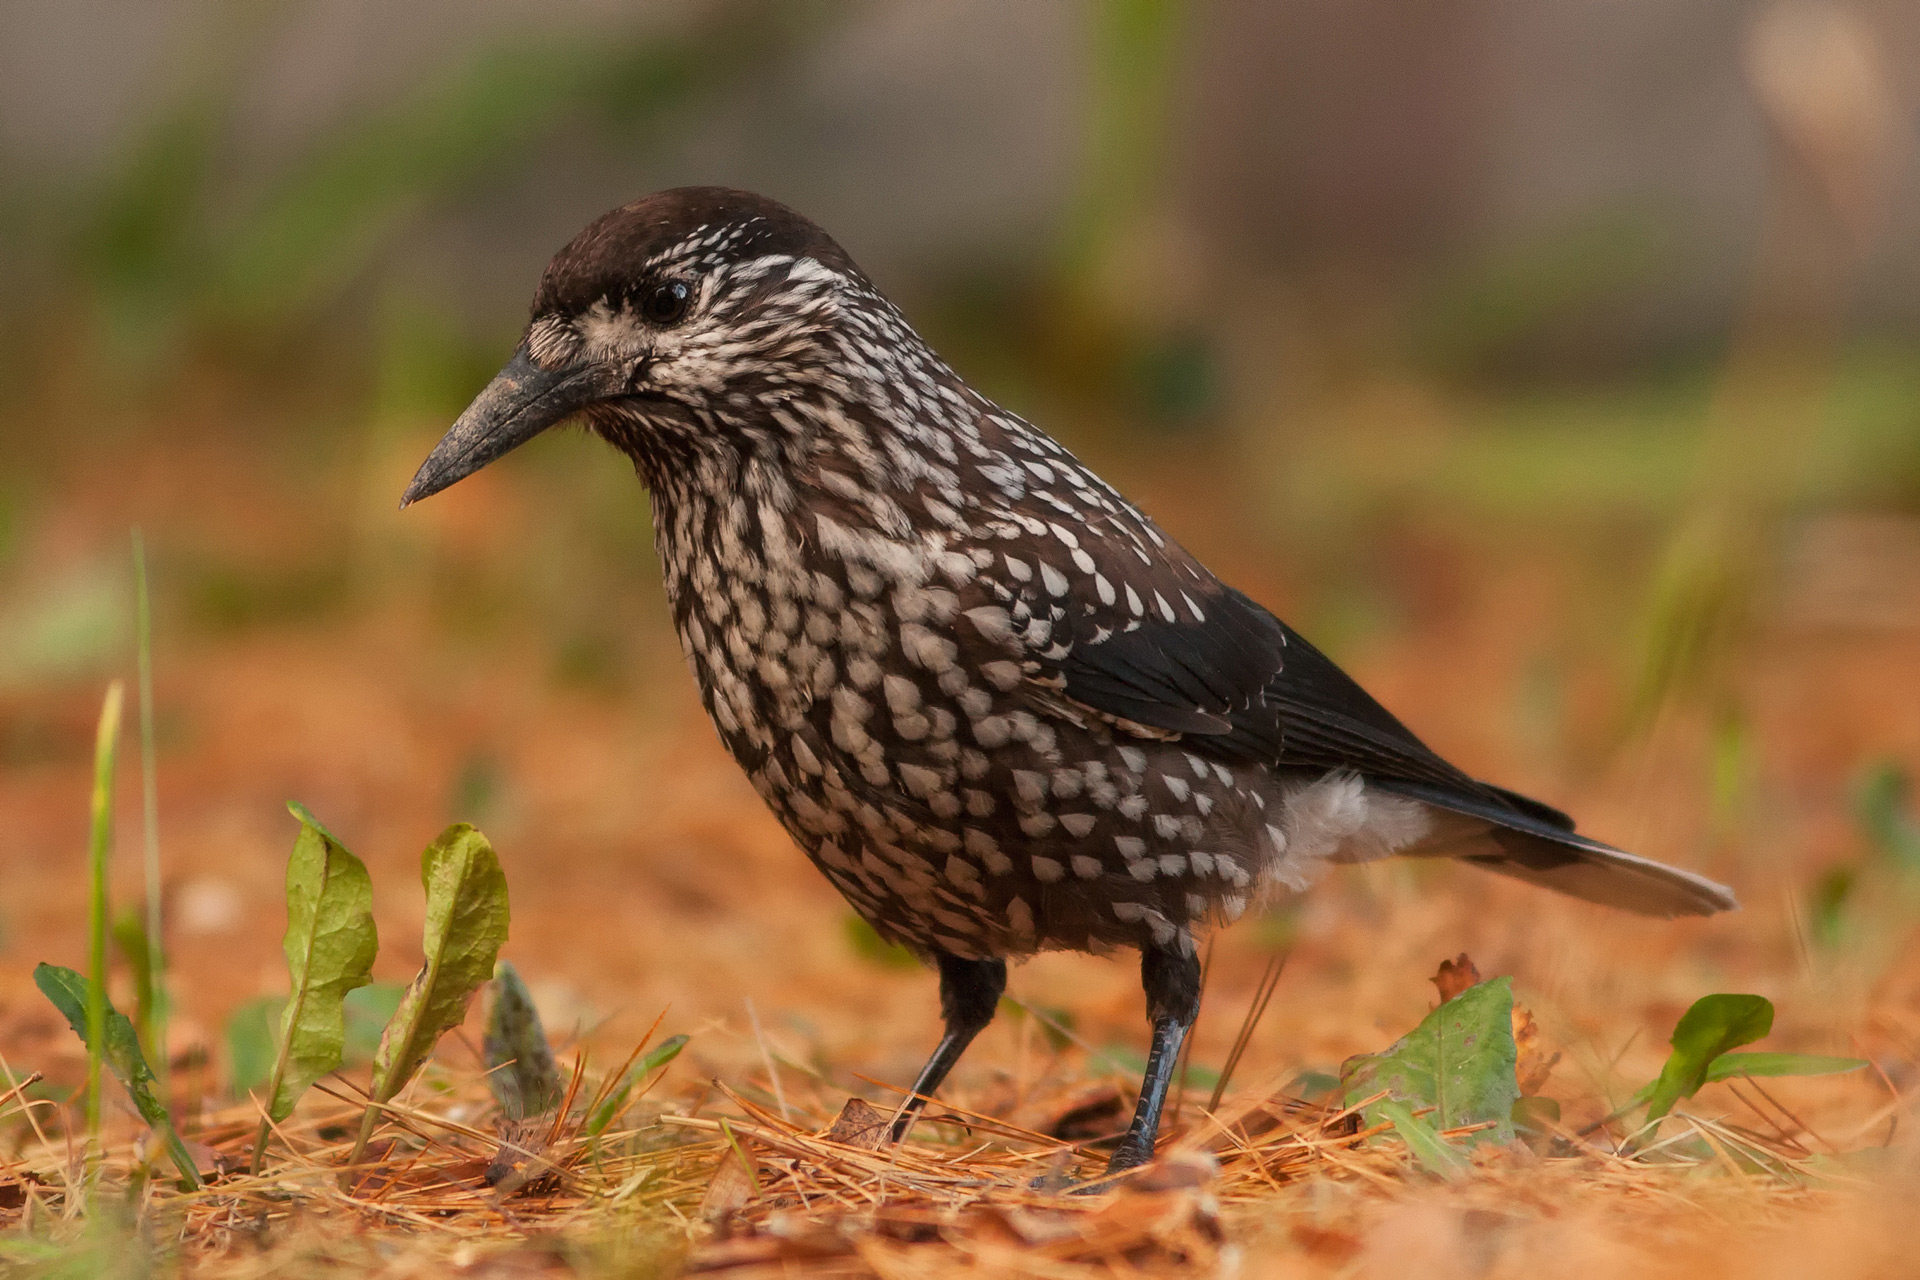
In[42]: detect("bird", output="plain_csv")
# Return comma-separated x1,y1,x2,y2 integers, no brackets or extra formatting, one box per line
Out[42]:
402,187,1736,1178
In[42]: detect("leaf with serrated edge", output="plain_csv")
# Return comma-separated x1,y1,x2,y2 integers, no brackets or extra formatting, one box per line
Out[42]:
34,963,201,1189
372,824,509,1105
485,960,563,1122
1340,976,1518,1146
1644,994,1772,1121
345,824,509,1183
266,803,378,1122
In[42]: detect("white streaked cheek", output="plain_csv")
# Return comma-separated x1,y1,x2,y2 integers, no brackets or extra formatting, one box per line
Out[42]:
575,305,650,364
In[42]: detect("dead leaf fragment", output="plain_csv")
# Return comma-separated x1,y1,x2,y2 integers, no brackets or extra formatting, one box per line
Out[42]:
1511,1002,1561,1095
1432,953,1482,1003
698,1134,761,1225
822,1097,889,1149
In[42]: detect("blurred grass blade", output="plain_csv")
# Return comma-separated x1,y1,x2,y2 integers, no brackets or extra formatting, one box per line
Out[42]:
1340,976,1519,1146
344,982,407,1063
33,964,201,1190
584,1034,688,1138
1643,994,1773,1121
347,824,508,1180
251,802,379,1173
1704,1052,1868,1084
485,960,563,1122
109,912,156,1063
1375,1100,1469,1177
225,996,282,1101
1855,761,1920,871
1624,510,1755,738
132,528,167,1077
85,681,124,1145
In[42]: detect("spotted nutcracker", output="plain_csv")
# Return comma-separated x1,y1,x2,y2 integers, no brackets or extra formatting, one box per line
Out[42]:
402,187,1735,1176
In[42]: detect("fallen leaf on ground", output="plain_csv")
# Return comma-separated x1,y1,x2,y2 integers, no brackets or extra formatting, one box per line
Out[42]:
822,1097,889,1149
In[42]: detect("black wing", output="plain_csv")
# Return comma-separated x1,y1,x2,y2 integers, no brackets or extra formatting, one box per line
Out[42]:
941,427,1554,808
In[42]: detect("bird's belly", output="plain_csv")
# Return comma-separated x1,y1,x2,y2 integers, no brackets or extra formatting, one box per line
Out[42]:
684,620,1283,958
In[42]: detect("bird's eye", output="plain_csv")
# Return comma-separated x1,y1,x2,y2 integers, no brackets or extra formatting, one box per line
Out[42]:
640,279,692,326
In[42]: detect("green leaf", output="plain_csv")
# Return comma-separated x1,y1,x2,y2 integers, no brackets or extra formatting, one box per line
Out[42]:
226,996,282,1100
1808,864,1858,949
110,911,159,1063
344,982,407,1064
843,914,918,970
485,961,564,1122
1341,976,1519,1146
1287,1070,1341,1102
1704,1052,1869,1084
371,824,509,1097
1643,994,1773,1121
347,824,508,1178
263,803,379,1124
1375,1100,1469,1176
583,1035,689,1138
1511,1096,1561,1150
1855,761,1920,872
33,964,201,1189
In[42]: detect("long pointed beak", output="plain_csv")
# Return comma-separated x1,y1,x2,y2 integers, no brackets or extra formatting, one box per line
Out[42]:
400,344,615,508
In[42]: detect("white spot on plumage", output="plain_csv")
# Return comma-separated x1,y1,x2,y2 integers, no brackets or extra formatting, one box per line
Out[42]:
1059,812,1096,838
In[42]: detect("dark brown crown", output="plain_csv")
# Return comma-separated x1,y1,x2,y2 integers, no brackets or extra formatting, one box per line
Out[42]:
531,186,857,318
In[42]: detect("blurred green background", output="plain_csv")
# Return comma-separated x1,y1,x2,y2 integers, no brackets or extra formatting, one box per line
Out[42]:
1,0,1918,834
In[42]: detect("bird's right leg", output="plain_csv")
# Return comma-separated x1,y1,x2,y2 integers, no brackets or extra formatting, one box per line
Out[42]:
887,952,1007,1142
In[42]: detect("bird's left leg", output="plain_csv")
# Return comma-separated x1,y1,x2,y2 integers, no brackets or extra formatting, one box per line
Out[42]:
888,952,1007,1142
1104,940,1202,1174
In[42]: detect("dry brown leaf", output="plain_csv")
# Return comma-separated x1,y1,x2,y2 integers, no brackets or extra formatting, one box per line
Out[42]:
1432,953,1482,1003
821,1097,890,1149
1511,1001,1562,1095
698,1134,761,1225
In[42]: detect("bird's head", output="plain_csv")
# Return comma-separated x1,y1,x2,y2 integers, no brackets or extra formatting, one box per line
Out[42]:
401,187,873,506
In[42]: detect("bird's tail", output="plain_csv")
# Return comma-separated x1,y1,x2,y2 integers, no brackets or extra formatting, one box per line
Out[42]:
1372,780,1738,919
